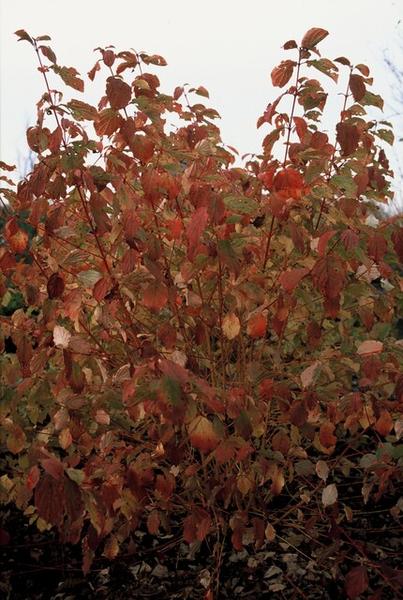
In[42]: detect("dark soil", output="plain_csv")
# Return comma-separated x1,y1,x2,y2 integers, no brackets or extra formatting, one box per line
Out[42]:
1,475,402,600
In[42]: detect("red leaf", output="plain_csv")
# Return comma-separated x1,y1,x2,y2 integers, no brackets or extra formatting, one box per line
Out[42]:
341,229,359,251
317,230,337,256
345,566,369,599
279,267,309,293
106,77,132,109
26,465,40,491
271,60,296,88
367,233,387,262
41,456,64,480
247,312,267,338
47,272,65,299
35,475,64,526
186,206,208,260
391,227,403,262
336,123,360,156
349,74,366,102
93,276,112,302
301,28,329,49
143,281,169,311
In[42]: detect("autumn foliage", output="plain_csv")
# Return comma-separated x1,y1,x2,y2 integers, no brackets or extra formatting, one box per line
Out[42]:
0,27,402,596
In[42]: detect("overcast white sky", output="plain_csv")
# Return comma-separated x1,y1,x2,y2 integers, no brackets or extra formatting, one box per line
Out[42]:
0,0,402,178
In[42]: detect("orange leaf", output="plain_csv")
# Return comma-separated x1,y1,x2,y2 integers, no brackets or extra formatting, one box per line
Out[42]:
374,410,393,436
271,60,296,88
319,422,337,449
247,312,267,338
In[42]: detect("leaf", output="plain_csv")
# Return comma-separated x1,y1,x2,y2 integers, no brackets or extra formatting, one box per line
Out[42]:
147,510,160,535
106,76,132,109
41,456,64,480
67,99,98,121
331,174,357,196
40,45,57,64
53,325,71,349
224,195,258,214
322,483,338,507
59,428,73,450
188,416,220,453
271,60,296,88
47,272,65,299
279,267,309,293
265,522,276,542
222,313,241,340
143,281,168,311
95,409,110,425
52,65,84,92
336,123,360,156
247,312,267,338
95,109,124,136
349,74,366,101
301,360,321,388
14,29,33,44
357,340,383,356
345,566,369,599
308,58,338,82
374,410,393,436
301,27,329,49
361,91,384,110
315,460,329,481
375,128,394,145
26,466,40,491
186,206,208,260
35,475,64,526
4,217,28,253
367,233,387,262
319,422,337,449
93,277,112,302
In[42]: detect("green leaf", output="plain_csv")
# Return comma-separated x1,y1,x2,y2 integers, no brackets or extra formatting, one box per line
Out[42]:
77,270,102,287
224,195,259,215
162,376,182,407
361,91,384,110
331,174,357,196
375,129,394,145
307,59,338,82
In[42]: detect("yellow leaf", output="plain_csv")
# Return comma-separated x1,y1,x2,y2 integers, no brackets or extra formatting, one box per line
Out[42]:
222,313,241,340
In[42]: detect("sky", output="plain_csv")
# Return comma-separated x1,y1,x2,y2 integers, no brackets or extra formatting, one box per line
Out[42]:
0,0,402,186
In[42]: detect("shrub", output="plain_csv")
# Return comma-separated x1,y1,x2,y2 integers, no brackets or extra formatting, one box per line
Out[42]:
0,26,402,594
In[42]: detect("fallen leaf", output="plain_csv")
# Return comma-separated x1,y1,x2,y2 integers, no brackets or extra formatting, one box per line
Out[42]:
322,483,338,507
